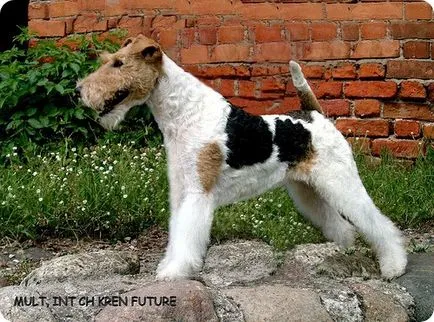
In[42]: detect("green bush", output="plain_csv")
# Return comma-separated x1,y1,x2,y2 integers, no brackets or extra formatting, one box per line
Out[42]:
0,29,159,160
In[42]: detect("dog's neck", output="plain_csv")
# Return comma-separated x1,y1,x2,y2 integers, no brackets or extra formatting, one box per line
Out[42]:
147,54,223,141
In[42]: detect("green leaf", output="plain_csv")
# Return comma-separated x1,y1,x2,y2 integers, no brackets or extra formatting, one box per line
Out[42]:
26,108,38,116
27,118,43,129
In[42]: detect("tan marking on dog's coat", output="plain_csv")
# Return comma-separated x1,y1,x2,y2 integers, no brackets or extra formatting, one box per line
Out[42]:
197,142,223,193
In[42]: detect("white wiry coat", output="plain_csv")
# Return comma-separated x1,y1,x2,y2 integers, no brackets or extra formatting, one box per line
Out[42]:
145,56,407,281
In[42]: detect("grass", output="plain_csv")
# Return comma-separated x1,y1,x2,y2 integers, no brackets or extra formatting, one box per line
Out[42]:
0,141,433,250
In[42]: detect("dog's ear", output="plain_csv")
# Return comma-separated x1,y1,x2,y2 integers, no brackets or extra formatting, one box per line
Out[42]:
141,45,162,62
122,37,133,48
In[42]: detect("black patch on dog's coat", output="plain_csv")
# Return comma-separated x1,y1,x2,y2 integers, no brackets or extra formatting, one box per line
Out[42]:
273,118,312,165
286,110,313,123
225,105,273,169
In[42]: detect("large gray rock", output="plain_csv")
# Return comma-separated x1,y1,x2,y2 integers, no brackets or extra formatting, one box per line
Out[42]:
21,250,140,287
319,287,363,322
95,280,218,322
0,286,55,322
351,283,409,322
202,240,278,287
224,284,333,322
28,276,154,322
396,253,434,321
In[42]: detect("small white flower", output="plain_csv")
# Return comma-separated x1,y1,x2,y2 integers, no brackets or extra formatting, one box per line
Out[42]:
82,200,87,204
81,207,86,211
123,194,128,199
71,147,77,152
38,198,43,202
59,200,64,205
1,201,5,205
12,146,17,150
32,172,38,176
36,189,41,194
121,186,125,191
6,154,10,158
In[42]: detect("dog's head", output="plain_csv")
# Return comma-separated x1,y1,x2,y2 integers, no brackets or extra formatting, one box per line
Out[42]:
76,35,163,130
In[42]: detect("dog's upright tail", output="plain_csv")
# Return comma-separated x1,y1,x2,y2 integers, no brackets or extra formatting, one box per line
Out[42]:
290,61,323,114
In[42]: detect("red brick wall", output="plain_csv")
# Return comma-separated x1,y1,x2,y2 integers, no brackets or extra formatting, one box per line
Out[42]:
28,0,434,158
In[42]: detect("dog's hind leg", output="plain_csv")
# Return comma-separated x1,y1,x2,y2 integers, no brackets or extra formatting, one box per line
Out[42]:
286,180,355,248
156,193,214,281
304,161,407,279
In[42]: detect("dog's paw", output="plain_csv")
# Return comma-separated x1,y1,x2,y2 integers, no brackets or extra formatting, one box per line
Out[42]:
380,251,407,280
156,260,192,281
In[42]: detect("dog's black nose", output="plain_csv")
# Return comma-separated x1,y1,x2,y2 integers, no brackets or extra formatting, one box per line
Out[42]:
75,86,82,95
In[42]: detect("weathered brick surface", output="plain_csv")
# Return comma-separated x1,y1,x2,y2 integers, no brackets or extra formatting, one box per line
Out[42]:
336,119,389,137
394,120,421,138
28,0,434,158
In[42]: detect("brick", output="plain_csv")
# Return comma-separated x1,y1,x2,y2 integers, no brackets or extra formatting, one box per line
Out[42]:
332,64,357,79
74,15,107,33
336,119,389,137
240,3,323,20
391,22,434,39
371,139,422,158
355,100,381,118
199,27,217,45
48,1,79,17
228,98,277,114
387,60,434,80
311,23,337,41
347,137,371,154
29,20,66,37
118,16,143,36
180,45,208,64
254,24,282,43
194,65,250,78
197,16,221,26
261,78,286,92
211,44,251,62
423,124,434,139
78,0,105,11
359,63,385,79
301,65,324,79
384,103,434,121
297,41,351,61
319,99,351,117
394,120,421,138
345,81,397,98
403,41,430,59
251,65,289,76
159,30,178,49
254,42,291,62
152,16,177,28
238,80,256,98
428,83,434,103
399,81,426,100
326,3,403,20
278,97,302,114
28,3,49,19
285,23,309,41
405,2,433,20
360,22,387,40
181,29,195,48
311,81,342,98
105,1,125,16
342,23,359,41
217,25,245,43
218,79,235,97
351,40,400,59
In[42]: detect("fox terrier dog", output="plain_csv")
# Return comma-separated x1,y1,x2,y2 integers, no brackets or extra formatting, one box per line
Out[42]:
77,34,407,281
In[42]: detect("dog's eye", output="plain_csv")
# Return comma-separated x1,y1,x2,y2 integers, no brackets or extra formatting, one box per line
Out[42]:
113,59,123,68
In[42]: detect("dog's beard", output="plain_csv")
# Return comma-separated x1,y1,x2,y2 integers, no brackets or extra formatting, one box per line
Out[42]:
98,96,150,131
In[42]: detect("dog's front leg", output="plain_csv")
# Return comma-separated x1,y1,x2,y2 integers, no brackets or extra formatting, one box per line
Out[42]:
156,193,215,281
